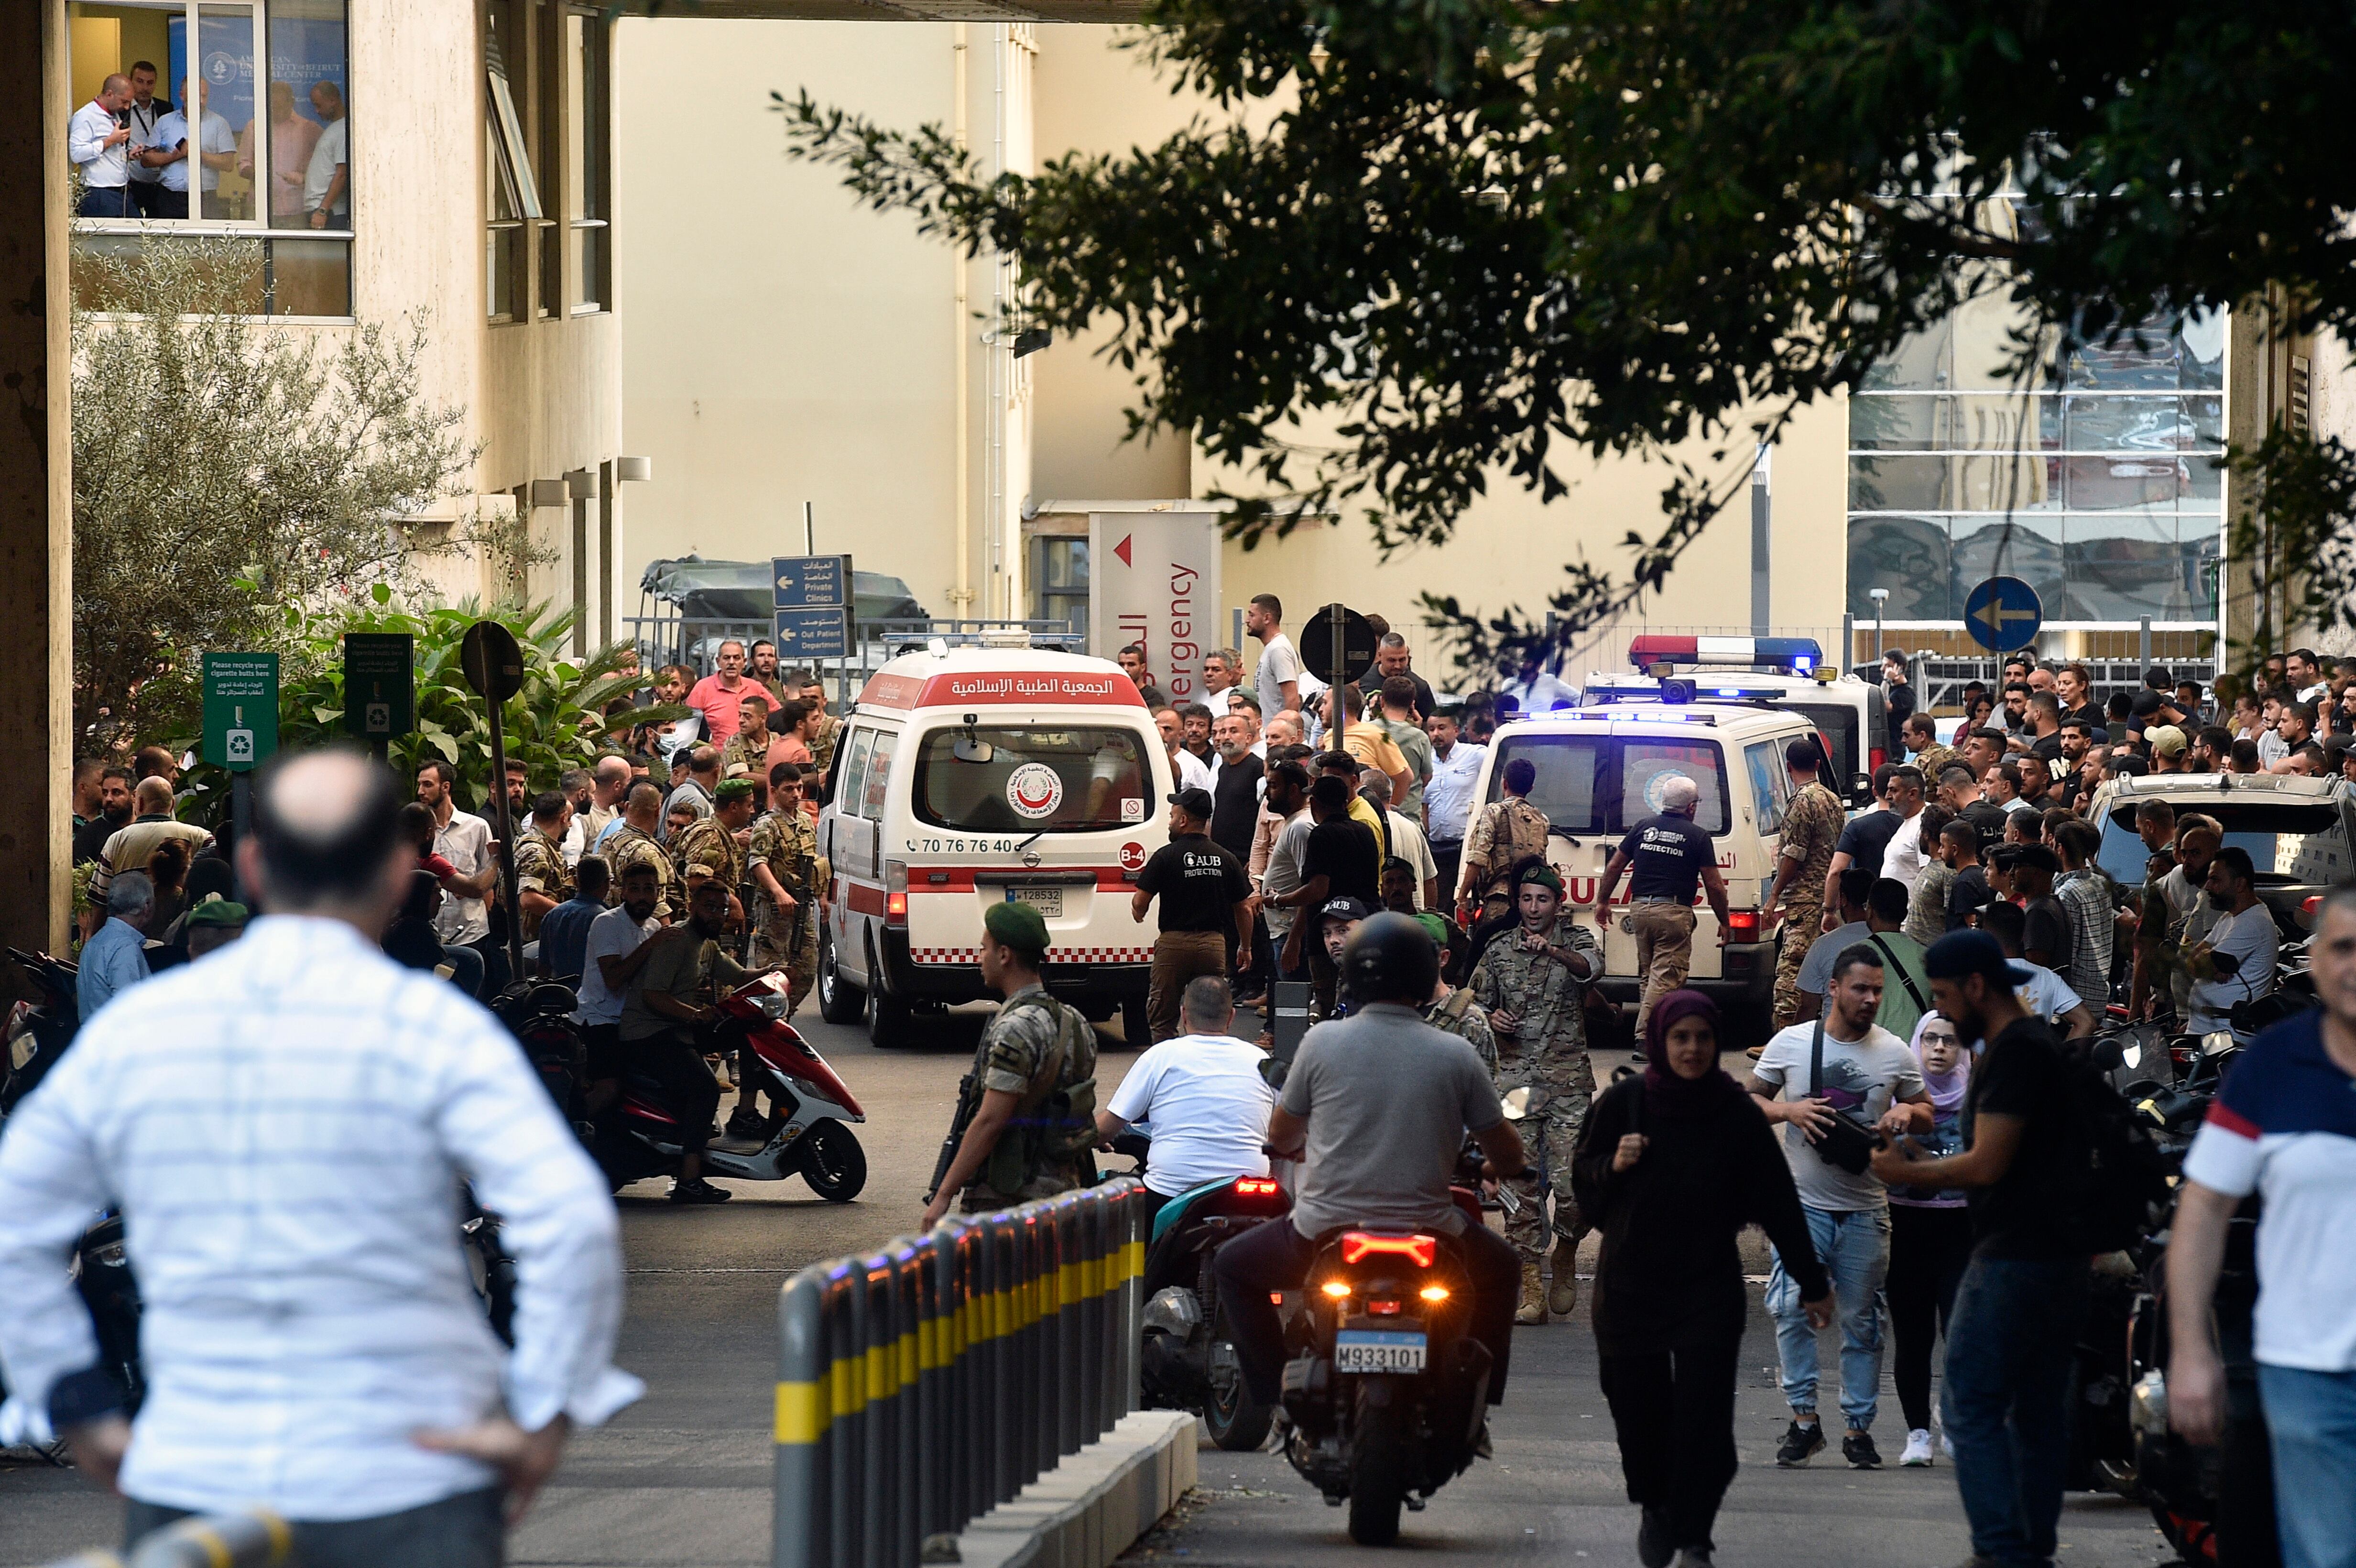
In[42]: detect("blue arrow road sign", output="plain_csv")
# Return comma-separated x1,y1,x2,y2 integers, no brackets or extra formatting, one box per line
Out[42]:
774,606,852,660
1963,576,2043,652
772,555,852,609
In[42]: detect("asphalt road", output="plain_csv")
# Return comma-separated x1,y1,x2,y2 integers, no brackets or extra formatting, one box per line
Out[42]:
3,1003,2177,1568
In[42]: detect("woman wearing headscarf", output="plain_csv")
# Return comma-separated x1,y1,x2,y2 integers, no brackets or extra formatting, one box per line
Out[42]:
1885,1010,1974,1466
1572,991,1832,1568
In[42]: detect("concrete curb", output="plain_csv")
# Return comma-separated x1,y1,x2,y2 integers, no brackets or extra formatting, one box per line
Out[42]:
946,1410,1199,1568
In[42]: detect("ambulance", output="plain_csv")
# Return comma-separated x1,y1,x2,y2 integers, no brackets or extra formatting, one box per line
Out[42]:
1581,636,1891,806
813,641,1171,1045
1463,698,1822,1044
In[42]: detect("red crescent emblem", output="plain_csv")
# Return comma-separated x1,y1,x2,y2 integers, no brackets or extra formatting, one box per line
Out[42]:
1013,779,1056,810
1119,841,1146,871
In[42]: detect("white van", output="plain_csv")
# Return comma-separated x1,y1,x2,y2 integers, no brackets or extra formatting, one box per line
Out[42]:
814,645,1171,1045
1465,700,1822,1042
1583,636,1890,805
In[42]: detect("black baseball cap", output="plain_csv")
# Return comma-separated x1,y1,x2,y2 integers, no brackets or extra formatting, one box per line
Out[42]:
1167,787,1215,820
1320,896,1373,924
1924,928,2035,985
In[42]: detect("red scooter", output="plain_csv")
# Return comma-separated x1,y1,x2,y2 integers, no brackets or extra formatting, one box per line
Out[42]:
595,974,868,1201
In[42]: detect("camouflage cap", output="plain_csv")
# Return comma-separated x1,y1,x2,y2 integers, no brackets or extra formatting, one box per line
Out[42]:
982,897,1050,954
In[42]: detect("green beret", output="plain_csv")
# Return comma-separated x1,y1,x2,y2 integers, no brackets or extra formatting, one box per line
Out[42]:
1412,912,1450,950
713,778,756,802
1515,861,1564,895
185,896,249,927
983,898,1050,954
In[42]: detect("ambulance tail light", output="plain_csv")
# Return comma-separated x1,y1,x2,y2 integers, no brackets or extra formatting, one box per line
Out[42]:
1725,908,1761,941
885,860,908,927
1869,745,1887,773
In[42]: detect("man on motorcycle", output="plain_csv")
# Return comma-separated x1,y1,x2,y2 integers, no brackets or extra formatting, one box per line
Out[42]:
1215,914,1527,1411
1096,975,1277,1233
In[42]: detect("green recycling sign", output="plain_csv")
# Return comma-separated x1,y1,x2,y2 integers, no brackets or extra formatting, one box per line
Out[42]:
202,652,280,771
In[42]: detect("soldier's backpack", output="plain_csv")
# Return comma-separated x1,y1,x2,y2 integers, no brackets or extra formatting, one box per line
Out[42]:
981,992,1099,1198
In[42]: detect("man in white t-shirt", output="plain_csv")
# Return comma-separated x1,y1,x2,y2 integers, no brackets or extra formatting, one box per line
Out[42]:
575,861,664,1115
1974,900,2096,1042
1246,594,1304,723
1749,941,1932,1469
304,81,349,227
2188,847,2278,1040
1097,977,1275,1230
1876,766,1931,893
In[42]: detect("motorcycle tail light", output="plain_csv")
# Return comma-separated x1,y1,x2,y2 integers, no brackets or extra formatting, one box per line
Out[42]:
1233,1177,1280,1197
1340,1232,1436,1268
1269,1293,1285,1305
1366,1298,1401,1316
1320,1280,1352,1299
1419,1285,1450,1303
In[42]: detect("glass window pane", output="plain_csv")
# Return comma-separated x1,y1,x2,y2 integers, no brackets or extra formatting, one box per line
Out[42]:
1851,453,2056,512
1949,514,2063,621
2065,514,2213,621
1850,396,1941,450
2188,394,2225,447
2062,455,2188,511
267,235,347,315
2063,395,2190,454
1847,515,1951,619
1851,454,1945,512
190,6,259,221
264,0,348,230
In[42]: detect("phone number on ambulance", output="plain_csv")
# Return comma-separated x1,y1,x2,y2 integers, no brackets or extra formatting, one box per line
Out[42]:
903,838,1030,854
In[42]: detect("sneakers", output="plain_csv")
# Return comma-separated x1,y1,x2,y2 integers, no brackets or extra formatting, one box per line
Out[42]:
723,1107,768,1141
1900,1428,1934,1467
669,1176,733,1204
1636,1507,1674,1568
1843,1430,1882,1469
1775,1420,1825,1467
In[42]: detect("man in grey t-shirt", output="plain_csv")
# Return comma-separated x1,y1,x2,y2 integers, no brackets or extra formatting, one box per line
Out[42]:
1215,915,1527,1409
1747,941,1933,1469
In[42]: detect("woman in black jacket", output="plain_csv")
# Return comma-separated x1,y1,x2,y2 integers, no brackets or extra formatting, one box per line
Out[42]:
1571,989,1834,1568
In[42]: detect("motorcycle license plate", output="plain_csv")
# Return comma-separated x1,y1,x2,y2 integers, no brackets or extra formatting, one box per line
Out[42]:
1334,1330,1427,1374
1007,886,1063,919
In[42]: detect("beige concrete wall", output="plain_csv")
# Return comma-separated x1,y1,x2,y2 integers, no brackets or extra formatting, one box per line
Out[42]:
615,17,970,614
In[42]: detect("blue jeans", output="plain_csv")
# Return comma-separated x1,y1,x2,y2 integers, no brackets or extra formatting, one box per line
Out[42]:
1766,1204,1889,1430
2258,1363,2356,1568
1942,1254,2088,1566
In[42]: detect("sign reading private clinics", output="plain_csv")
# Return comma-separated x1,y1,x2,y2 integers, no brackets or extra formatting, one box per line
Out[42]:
1087,510,1222,703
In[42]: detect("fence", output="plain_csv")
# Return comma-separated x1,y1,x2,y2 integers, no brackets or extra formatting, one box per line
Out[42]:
622,616,1088,716
773,1178,1148,1568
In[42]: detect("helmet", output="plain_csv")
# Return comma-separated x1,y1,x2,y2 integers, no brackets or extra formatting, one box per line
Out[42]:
1341,911,1440,1009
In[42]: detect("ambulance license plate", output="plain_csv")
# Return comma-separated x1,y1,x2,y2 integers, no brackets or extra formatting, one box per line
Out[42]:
1334,1330,1427,1374
1007,886,1063,919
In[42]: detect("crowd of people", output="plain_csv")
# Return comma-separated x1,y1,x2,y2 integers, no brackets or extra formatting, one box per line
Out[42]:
69,64,348,225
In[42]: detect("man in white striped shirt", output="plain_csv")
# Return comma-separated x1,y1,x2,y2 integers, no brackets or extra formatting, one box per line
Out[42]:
0,749,639,1564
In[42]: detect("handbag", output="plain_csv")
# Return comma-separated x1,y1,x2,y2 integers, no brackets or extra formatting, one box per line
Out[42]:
1807,1014,1884,1176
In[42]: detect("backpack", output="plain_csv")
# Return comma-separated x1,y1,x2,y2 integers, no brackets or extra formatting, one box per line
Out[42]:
980,992,1099,1197
2060,1045,2173,1253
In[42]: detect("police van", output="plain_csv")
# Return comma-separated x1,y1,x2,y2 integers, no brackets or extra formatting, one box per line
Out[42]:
1582,636,1889,805
815,642,1171,1045
1463,697,1822,1041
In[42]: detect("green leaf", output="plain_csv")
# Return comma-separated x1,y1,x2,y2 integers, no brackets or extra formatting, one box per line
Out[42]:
371,582,392,606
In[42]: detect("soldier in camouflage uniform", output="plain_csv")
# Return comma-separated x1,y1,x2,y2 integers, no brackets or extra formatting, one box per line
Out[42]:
605,782,680,923
1454,756,1552,958
921,901,1099,1227
511,791,574,942
1415,912,1496,1070
720,694,782,782
1469,860,1599,1325
672,779,753,911
747,763,822,1017
1763,739,1847,1031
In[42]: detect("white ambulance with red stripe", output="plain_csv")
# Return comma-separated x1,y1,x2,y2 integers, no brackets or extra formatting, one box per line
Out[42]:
813,644,1172,1045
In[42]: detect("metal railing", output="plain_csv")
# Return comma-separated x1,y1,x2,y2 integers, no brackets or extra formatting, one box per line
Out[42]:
774,1179,1148,1568
47,1510,290,1568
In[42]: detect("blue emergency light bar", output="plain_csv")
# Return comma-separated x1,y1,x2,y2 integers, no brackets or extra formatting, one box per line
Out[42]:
1627,635,1822,675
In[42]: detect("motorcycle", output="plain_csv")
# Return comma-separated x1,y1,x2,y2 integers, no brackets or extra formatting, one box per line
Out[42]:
2,947,81,1118
491,977,591,1127
1138,1171,1292,1451
594,973,868,1201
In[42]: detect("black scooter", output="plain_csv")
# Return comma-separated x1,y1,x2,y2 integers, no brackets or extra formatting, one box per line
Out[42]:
1137,1169,1292,1451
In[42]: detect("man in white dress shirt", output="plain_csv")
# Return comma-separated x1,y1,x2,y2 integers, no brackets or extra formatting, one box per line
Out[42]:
0,749,637,1564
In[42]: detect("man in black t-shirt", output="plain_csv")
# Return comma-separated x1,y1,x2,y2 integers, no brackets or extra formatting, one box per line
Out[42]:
2009,845,2073,975
1873,930,2088,1568
1278,775,1382,1017
1133,788,1253,1043
1596,774,1730,1039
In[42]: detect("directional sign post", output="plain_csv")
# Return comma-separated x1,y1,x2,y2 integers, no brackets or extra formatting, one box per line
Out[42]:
772,555,855,669
203,652,279,908
1963,576,2044,653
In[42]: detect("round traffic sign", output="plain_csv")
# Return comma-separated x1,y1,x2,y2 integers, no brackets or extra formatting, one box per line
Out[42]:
459,620,526,703
1298,603,1378,686
1963,577,2043,653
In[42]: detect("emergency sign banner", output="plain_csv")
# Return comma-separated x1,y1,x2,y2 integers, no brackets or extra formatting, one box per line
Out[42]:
1087,510,1223,705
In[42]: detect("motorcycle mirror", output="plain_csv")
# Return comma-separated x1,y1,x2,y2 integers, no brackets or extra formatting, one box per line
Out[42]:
2121,1042,2142,1070
1500,1085,1549,1120
1259,1056,1289,1092
2202,1029,2238,1056
2209,951,2240,977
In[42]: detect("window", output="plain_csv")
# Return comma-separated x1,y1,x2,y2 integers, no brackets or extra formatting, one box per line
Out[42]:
911,726,1150,834
1484,734,1731,837
564,9,610,312
1030,536,1089,639
861,730,898,821
532,0,560,317
2097,801,2347,887
837,728,875,822
67,0,352,315
1744,742,1789,834
1849,305,2228,624
483,0,536,322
